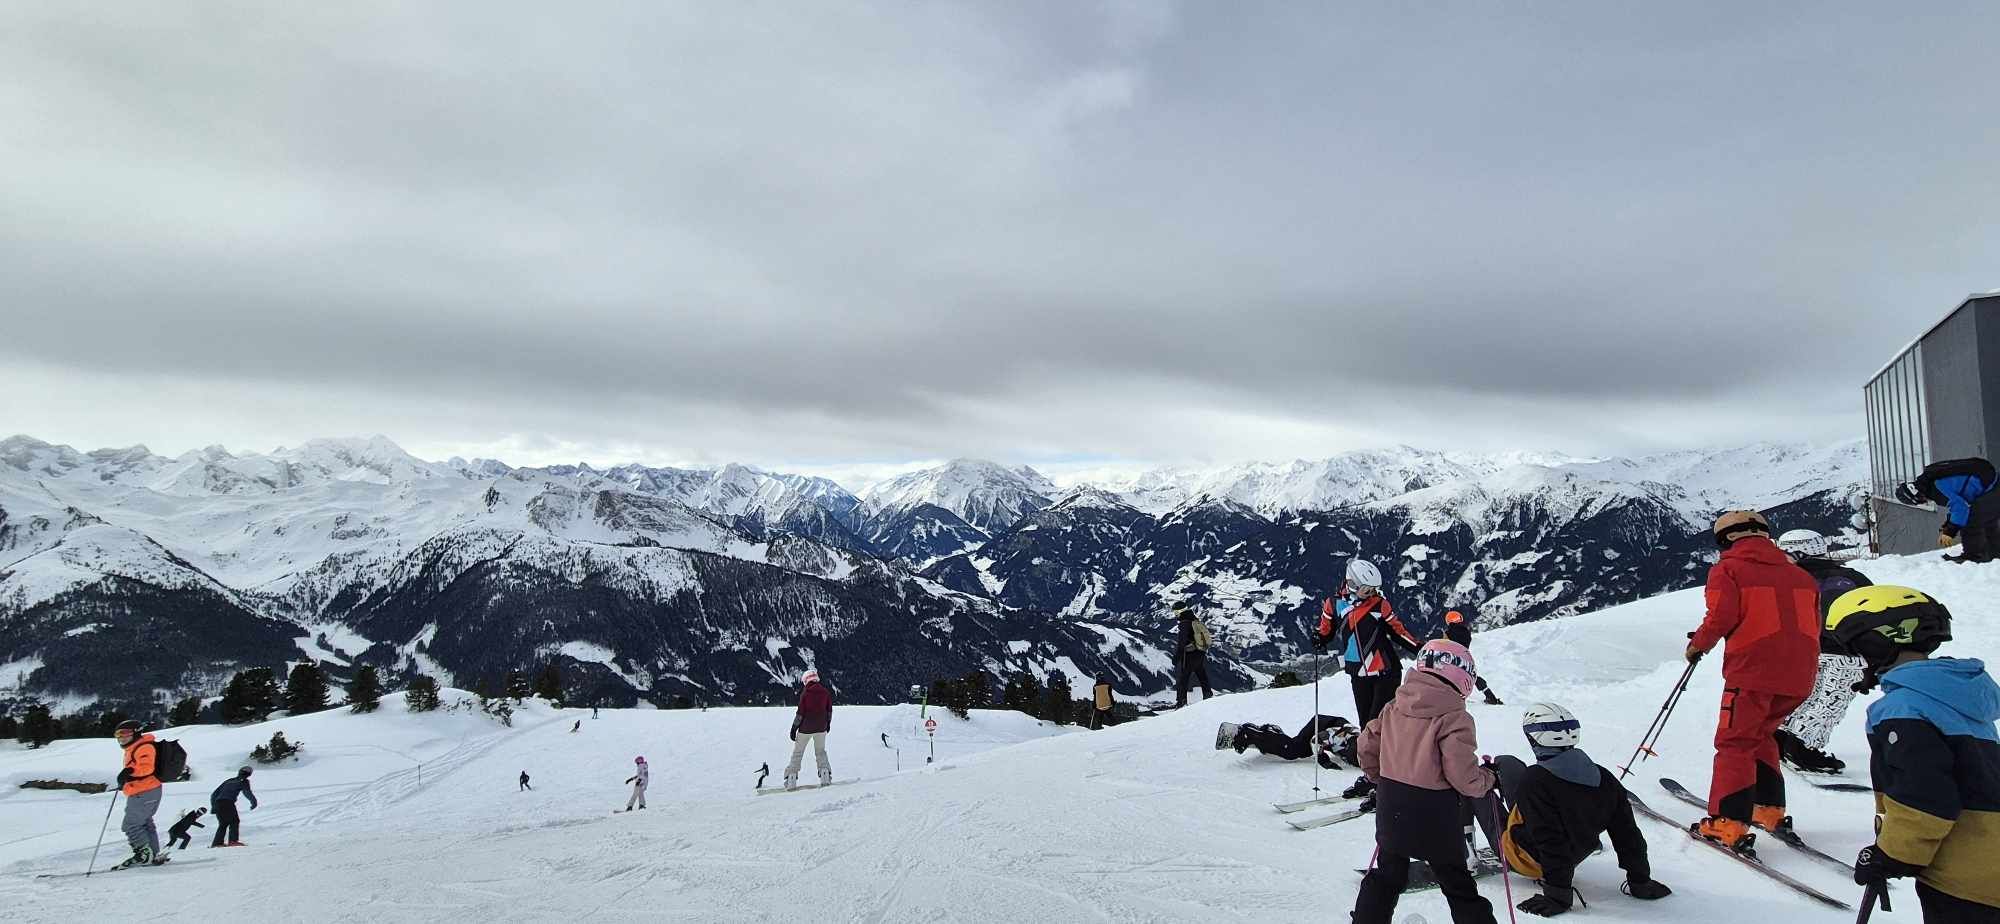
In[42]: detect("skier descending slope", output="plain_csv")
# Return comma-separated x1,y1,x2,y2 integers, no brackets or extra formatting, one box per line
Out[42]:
1827,585,2000,922
1350,640,1498,924
785,670,834,790
1319,558,1422,803
1488,704,1672,917
1683,511,1820,853
111,720,165,869
1772,529,1872,774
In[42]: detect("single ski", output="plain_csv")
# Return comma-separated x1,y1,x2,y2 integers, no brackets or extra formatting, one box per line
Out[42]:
757,778,858,796
39,858,218,879
1625,791,1848,910
1799,778,1872,793
1659,778,1857,874
1287,807,1369,831
1215,722,1240,751
1275,793,1359,814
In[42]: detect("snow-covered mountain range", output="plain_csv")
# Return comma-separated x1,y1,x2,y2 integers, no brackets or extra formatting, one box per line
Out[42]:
0,434,1866,711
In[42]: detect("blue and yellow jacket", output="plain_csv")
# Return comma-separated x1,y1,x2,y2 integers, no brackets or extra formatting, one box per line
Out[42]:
1931,474,1990,533
1867,657,2000,907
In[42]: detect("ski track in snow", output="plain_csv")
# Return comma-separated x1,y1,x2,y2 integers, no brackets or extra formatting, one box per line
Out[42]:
0,549,1990,922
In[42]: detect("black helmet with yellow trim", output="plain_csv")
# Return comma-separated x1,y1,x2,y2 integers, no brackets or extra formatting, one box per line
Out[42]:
1825,585,1952,672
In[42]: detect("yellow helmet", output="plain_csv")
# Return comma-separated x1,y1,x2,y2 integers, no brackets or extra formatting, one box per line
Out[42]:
1825,585,1952,667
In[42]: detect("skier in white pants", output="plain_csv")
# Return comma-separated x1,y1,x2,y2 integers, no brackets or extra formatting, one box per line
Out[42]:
784,670,834,790
623,756,648,810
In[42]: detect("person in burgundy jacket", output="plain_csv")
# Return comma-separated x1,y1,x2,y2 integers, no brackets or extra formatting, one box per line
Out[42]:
1683,511,1821,852
785,670,835,790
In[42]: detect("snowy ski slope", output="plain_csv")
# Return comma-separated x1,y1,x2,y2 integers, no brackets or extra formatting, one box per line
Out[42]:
0,549,1990,922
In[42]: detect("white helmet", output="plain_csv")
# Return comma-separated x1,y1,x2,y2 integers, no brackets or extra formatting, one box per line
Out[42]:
1345,559,1382,589
1775,529,1828,559
1522,703,1580,752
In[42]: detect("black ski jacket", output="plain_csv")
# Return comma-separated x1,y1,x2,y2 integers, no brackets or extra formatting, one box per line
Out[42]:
1505,757,1650,892
211,776,258,809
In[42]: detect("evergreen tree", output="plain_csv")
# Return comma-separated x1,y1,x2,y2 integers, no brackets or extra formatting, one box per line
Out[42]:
1270,671,1303,689
532,662,564,704
404,675,441,712
59,714,92,739
1040,674,1071,727
346,665,383,713
504,669,534,702
928,676,968,719
95,710,131,738
220,668,280,724
0,712,14,740
168,696,204,727
285,661,331,715
959,670,993,711
20,702,55,748
1001,670,1040,717
251,730,302,763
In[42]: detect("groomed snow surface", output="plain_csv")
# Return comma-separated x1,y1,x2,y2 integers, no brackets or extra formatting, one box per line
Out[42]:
2,550,1991,922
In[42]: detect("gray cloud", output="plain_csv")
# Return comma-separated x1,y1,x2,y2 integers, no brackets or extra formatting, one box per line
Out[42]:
3,1,1996,471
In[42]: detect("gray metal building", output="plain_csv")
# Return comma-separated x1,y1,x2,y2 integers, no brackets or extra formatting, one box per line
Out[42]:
1865,293,2000,554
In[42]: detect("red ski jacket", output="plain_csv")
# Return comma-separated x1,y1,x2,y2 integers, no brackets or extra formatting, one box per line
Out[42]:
795,680,833,734
1689,536,1821,697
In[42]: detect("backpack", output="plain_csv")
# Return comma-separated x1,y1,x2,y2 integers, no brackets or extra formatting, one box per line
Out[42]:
1191,618,1211,652
152,739,189,783
1915,457,1997,501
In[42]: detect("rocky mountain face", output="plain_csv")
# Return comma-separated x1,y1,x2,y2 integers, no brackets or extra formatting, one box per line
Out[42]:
0,433,1864,713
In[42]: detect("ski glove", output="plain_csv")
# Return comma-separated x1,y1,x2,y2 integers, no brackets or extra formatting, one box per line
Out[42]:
1621,879,1672,900
1517,885,1574,917
1939,531,1959,548
116,769,133,785
1853,844,1922,887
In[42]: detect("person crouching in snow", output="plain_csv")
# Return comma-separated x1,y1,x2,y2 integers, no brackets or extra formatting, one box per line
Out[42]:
1684,510,1820,853
1351,640,1498,924
1826,585,2000,921
785,670,834,790
1487,703,1671,917
165,807,207,851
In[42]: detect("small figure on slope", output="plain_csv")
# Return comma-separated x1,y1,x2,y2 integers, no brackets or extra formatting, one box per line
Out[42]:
1318,558,1423,802
209,766,257,847
571,719,581,733
1827,585,2000,922
1219,714,1358,769
165,807,206,851
111,720,164,869
1173,607,1214,707
623,757,648,811
1770,529,1872,774
1895,457,2000,563
519,770,533,792
1487,703,1671,917
1440,610,1504,706
785,670,834,790
1350,640,1498,924
1683,511,1820,853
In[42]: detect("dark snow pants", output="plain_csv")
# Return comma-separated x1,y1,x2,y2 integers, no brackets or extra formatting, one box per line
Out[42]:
1353,780,1496,924
1175,652,1212,706
210,801,240,847
1960,491,2000,562
1918,883,2000,923
1350,668,1402,727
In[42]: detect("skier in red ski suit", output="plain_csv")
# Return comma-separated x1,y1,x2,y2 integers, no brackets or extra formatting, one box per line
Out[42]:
1683,511,1821,851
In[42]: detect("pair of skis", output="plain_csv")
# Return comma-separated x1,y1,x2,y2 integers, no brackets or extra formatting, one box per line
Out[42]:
1628,778,1852,910
1274,792,1368,831
38,856,219,880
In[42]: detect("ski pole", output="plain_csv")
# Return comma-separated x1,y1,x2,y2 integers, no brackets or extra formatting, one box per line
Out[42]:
1618,657,1698,779
1855,882,1882,924
1312,638,1322,799
85,789,120,877
1487,794,1518,924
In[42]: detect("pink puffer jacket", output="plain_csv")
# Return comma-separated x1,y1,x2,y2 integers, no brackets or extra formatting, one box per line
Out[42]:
1357,669,1495,797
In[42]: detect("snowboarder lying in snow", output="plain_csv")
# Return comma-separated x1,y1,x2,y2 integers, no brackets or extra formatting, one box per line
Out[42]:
1486,703,1670,917
1218,715,1358,769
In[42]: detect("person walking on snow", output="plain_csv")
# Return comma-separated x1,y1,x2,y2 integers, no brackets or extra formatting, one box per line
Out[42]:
1350,640,1498,924
1173,607,1214,707
623,757,648,811
1441,610,1505,706
1684,511,1821,852
1771,529,1873,774
165,807,206,851
785,670,835,789
519,770,533,791
1487,703,1671,917
1318,558,1422,800
109,720,165,869
1827,585,2000,922
210,765,257,847
1896,457,2000,563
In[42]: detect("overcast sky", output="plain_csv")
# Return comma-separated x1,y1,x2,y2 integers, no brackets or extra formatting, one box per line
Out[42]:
3,2,1997,482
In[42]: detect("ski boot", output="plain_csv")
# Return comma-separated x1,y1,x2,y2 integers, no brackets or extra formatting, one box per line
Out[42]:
1776,729,1845,774
110,846,154,871
1482,689,1504,706
818,770,834,788
1692,816,1756,855
1752,805,1793,836
1340,776,1374,800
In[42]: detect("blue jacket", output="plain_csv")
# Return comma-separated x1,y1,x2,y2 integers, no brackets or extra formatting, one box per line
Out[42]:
1932,474,1990,530
1865,657,2000,906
